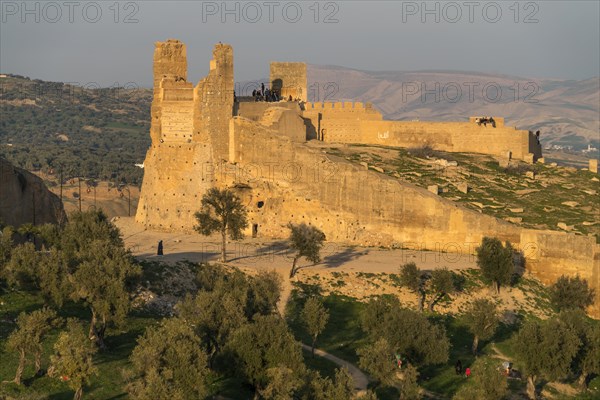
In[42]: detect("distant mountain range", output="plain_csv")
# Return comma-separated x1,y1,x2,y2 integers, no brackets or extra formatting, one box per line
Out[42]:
307,65,600,150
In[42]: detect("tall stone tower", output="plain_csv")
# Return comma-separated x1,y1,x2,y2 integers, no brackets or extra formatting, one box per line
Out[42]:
135,41,234,231
270,62,307,102
150,39,188,144
195,43,234,161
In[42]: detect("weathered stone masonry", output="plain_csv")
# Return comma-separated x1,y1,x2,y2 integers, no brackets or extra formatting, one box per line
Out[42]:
137,40,599,317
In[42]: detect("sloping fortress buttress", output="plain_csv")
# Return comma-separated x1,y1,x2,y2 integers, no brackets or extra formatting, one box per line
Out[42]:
137,40,599,317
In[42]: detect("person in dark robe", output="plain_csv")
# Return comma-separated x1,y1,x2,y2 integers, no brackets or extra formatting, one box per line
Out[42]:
157,240,163,256
455,360,462,375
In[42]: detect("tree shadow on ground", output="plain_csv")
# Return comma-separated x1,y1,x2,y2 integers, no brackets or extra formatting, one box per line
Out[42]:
49,391,74,400
228,240,290,262
136,251,220,264
94,326,147,365
105,394,128,400
322,247,368,268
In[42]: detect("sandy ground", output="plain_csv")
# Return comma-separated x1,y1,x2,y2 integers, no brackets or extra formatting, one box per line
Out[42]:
115,217,478,275
116,217,550,319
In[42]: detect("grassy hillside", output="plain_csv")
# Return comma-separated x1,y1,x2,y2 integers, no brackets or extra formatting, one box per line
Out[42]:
2,71,596,191
322,143,600,240
2,262,586,400
286,271,600,400
0,74,152,185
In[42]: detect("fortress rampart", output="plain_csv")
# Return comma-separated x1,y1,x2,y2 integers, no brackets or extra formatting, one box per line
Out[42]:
136,40,598,317
301,101,540,160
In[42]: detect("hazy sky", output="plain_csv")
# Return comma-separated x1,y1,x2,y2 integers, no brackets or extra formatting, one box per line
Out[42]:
1,1,599,87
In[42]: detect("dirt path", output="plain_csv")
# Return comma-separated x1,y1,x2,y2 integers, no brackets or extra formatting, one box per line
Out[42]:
277,273,293,316
490,343,512,362
300,343,369,392
299,345,446,400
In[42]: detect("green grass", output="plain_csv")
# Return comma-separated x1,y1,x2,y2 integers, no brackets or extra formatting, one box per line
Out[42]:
1,260,592,399
0,289,162,400
286,286,480,397
1,274,359,399
418,315,480,396
283,279,578,399
287,287,367,364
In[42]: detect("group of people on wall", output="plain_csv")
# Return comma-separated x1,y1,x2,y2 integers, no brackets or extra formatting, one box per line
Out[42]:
248,83,299,103
475,116,496,128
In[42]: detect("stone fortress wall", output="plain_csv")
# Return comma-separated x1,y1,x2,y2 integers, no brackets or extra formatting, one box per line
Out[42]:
136,40,599,317
301,101,541,161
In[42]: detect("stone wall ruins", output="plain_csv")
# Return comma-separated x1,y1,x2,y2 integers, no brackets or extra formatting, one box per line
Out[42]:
136,40,233,229
301,101,542,161
137,40,598,317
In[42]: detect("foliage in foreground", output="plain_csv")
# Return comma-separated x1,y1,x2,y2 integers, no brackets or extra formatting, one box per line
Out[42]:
476,237,515,294
125,318,209,400
549,275,595,312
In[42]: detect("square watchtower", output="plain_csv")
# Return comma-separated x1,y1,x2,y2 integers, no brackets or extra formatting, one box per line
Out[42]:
270,62,307,102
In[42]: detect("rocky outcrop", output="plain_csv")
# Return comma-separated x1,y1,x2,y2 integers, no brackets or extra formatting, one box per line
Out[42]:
0,158,66,227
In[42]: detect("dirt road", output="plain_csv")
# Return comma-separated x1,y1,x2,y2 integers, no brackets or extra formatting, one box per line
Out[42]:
115,217,478,276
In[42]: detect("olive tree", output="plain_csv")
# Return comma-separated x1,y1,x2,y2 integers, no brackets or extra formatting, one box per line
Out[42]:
70,240,140,348
288,223,326,278
6,308,59,384
177,287,247,365
60,210,123,257
558,310,600,388
476,237,514,294
3,242,40,290
428,268,457,312
0,225,14,272
357,338,397,387
514,317,581,399
194,188,248,262
301,296,329,357
226,314,304,393
49,319,98,400
258,367,303,400
398,262,428,312
453,357,507,400
464,299,499,355
361,296,450,367
549,275,595,312
125,318,209,400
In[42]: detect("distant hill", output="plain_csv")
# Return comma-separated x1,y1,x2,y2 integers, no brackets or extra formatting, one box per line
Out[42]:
307,65,600,151
0,74,151,185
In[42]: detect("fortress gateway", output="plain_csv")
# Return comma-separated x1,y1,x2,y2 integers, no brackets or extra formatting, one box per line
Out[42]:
136,40,598,316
